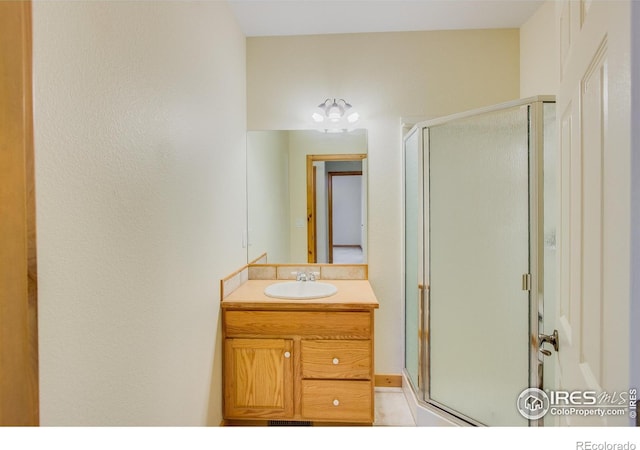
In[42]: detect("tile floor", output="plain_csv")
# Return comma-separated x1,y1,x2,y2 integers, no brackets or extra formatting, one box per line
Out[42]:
374,387,416,426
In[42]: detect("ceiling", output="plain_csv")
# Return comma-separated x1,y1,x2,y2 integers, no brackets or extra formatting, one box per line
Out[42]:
227,0,544,37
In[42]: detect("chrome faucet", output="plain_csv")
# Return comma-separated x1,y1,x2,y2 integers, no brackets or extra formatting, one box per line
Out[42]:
296,271,308,282
292,270,319,282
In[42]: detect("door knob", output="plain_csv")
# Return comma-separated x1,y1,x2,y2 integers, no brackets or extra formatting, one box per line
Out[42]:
538,329,559,354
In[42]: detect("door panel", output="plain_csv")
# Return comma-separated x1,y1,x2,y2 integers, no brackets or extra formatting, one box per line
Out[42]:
579,39,606,389
555,0,631,426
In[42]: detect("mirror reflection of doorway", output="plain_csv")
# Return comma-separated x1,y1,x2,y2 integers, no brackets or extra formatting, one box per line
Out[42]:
328,171,363,263
306,154,366,263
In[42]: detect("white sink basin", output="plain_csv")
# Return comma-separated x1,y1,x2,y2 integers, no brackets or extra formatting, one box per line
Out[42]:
264,281,338,300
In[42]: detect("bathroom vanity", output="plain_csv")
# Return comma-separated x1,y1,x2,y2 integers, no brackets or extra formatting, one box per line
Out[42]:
221,279,379,425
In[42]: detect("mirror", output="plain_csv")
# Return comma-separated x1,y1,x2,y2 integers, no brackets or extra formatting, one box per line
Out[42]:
247,129,368,265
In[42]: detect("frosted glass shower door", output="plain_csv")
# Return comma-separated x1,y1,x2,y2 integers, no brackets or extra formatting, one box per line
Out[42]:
403,128,421,390
428,105,530,426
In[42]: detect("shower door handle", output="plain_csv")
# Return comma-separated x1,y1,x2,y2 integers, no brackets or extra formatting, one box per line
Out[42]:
417,283,428,389
538,329,559,355
417,284,429,338
418,284,425,339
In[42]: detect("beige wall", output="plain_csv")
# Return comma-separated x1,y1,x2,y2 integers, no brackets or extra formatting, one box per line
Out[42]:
248,30,520,374
248,30,520,130
33,1,246,425
520,1,559,97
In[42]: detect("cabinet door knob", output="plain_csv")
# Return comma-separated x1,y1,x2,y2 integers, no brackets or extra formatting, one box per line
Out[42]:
284,351,291,358
333,399,340,406
332,357,339,365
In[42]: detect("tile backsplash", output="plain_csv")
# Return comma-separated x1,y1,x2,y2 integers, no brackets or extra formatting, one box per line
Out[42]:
220,266,248,300
276,265,321,280
247,265,276,280
320,264,367,280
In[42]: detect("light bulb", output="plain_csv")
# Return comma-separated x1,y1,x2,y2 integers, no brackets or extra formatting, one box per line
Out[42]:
328,106,342,121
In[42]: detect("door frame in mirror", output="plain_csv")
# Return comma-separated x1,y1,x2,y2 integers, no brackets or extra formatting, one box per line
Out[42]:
306,153,367,263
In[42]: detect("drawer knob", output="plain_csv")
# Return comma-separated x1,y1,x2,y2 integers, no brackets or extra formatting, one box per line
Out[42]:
333,399,340,407
332,357,339,365
284,351,291,359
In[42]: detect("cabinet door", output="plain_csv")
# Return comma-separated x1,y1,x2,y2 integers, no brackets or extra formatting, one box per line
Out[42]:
224,339,294,419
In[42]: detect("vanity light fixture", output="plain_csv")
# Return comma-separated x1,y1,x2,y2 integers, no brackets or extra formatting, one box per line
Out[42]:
312,98,359,132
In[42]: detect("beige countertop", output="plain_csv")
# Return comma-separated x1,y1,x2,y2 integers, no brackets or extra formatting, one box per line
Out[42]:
221,279,379,310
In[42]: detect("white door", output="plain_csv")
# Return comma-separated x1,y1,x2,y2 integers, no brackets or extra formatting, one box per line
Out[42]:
554,0,631,426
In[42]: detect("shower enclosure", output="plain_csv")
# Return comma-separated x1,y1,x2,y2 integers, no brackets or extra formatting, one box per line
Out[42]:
403,96,557,426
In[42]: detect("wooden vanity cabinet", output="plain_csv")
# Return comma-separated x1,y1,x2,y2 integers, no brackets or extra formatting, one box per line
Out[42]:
222,306,376,425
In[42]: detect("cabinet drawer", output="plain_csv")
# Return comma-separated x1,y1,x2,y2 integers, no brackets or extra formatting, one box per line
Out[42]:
301,380,372,422
301,340,371,379
224,311,371,338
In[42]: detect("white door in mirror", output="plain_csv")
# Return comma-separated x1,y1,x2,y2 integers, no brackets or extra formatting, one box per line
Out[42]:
264,281,337,300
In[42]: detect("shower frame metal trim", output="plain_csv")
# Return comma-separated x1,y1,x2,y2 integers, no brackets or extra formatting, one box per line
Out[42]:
403,95,555,427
